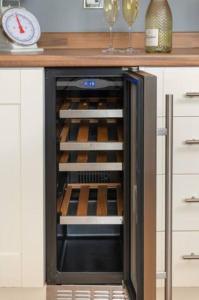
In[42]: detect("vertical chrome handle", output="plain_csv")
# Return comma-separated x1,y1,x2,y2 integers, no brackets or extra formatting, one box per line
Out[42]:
165,95,173,300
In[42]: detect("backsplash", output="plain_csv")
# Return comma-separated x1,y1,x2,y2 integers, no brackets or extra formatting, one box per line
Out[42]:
22,0,199,32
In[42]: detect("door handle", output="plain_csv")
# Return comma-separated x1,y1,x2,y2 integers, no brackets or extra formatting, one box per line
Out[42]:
185,93,199,97
165,95,173,300
184,197,199,203
183,253,199,260
185,139,199,145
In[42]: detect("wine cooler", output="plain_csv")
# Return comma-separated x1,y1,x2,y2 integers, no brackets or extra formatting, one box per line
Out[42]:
45,68,157,300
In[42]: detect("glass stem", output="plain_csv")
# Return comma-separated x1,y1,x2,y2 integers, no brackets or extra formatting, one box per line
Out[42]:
128,26,132,49
109,26,113,49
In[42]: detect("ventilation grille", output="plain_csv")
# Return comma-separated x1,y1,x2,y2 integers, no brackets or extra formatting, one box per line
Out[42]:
47,285,128,300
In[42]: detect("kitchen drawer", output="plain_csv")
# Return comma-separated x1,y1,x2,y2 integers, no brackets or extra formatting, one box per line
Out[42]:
173,117,199,174
173,175,199,231
164,68,199,117
157,117,165,175
0,69,20,103
173,232,199,287
157,175,165,232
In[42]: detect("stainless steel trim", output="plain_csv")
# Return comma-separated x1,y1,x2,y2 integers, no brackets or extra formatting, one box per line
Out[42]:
156,272,167,280
60,142,123,151
184,197,199,203
140,71,157,300
60,216,123,225
183,253,199,260
59,162,123,172
185,93,199,97
47,285,129,300
60,109,123,119
185,139,199,145
165,95,173,300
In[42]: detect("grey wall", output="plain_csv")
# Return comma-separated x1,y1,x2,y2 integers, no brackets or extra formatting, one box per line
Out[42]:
21,0,199,32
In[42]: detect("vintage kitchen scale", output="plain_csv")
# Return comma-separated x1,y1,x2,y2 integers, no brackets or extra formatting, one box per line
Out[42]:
0,0,43,52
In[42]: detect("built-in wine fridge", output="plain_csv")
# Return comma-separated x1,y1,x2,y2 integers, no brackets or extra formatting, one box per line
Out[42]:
45,68,157,300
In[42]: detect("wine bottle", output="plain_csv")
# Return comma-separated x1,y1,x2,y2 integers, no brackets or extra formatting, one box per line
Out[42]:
145,0,173,53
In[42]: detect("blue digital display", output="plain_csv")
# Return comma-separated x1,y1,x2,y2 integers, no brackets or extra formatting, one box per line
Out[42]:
83,80,96,88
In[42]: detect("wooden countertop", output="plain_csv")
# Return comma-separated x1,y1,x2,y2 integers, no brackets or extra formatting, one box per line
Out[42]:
1,33,199,67
2,48,199,67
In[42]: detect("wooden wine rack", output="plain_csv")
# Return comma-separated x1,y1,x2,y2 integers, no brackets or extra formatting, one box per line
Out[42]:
58,183,123,225
60,120,123,151
59,97,123,119
59,151,123,171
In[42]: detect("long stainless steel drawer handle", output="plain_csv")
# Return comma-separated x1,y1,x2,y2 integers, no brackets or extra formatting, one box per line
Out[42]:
185,139,199,145
165,95,173,300
185,93,199,97
184,197,199,203
183,253,199,260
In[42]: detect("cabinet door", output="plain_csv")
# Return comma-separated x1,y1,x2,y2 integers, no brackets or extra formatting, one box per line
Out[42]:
0,105,21,287
21,69,45,287
0,69,20,104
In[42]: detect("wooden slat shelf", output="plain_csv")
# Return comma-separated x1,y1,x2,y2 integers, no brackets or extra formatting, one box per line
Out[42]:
59,151,123,171
59,97,123,119
59,183,123,225
60,120,123,151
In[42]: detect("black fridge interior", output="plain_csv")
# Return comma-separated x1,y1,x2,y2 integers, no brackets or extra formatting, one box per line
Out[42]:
45,68,157,300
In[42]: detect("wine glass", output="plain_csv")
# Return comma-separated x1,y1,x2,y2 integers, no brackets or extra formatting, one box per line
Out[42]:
103,0,119,53
122,0,139,53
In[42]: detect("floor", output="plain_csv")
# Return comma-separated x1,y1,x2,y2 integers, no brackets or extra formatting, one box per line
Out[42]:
0,287,46,300
157,287,199,300
0,287,198,300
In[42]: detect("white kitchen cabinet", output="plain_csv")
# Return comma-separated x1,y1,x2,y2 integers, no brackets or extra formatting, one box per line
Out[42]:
143,67,199,297
164,68,199,117
0,69,20,104
0,105,21,287
157,117,165,175
156,232,165,289
0,68,45,288
173,117,199,174
21,69,45,287
157,175,165,232
173,232,199,287
173,175,199,231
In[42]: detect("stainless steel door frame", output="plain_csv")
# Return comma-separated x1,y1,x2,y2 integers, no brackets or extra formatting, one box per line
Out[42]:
123,71,157,300
141,71,157,300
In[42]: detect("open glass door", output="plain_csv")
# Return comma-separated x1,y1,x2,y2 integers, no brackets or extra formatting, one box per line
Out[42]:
123,71,157,300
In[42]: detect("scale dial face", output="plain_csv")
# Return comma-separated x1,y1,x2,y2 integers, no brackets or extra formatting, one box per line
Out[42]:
2,8,41,46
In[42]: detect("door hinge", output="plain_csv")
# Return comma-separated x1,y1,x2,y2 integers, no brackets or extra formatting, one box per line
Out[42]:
122,67,139,72
157,128,167,136
156,271,167,279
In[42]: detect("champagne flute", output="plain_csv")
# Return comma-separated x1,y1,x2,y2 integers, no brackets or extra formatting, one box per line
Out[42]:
122,0,139,53
103,0,119,53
